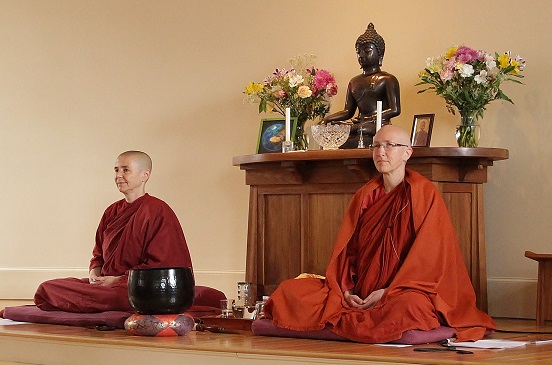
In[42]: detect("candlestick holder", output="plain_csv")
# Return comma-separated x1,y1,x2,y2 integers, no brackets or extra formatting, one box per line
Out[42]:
282,140,294,153
358,127,365,148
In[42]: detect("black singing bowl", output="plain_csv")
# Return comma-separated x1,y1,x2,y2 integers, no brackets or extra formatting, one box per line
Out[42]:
127,267,195,314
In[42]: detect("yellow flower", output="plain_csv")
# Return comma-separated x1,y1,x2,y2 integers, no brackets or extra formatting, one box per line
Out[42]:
497,53,510,69
445,46,458,59
510,59,520,75
244,82,264,95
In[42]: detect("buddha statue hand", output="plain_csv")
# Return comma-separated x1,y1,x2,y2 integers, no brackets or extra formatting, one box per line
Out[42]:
319,118,354,126
349,115,376,134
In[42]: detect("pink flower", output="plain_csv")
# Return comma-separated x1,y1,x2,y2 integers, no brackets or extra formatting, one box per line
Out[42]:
440,69,454,81
325,82,338,97
273,68,288,77
313,69,336,92
444,57,456,70
454,46,479,63
273,90,286,98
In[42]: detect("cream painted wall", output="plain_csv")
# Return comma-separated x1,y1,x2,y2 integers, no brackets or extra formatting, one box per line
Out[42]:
0,1,548,317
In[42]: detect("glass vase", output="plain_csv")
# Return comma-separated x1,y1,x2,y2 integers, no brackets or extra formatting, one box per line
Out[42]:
456,124,480,147
456,111,480,147
293,118,309,150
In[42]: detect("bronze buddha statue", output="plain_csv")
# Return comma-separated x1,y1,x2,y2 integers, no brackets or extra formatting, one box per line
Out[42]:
322,23,401,148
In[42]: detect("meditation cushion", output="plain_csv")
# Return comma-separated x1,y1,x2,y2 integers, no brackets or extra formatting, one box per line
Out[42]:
2,305,130,329
124,313,194,336
1,305,219,330
1,285,226,329
251,319,456,345
194,285,226,309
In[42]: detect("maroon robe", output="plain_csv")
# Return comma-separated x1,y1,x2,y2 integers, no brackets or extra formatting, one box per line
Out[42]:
34,194,192,313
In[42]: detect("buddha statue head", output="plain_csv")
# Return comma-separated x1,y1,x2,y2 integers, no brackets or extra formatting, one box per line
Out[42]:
355,23,385,67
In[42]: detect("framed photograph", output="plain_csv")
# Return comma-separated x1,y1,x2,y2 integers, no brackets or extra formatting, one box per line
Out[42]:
256,117,297,153
410,114,435,147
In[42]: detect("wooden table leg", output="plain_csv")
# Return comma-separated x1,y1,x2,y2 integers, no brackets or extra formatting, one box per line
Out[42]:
525,251,552,327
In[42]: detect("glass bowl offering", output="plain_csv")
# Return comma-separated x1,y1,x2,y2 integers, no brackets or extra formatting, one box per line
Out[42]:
311,124,351,150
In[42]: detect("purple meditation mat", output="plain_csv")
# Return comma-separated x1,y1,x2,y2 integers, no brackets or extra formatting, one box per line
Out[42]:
1,304,221,329
251,318,457,345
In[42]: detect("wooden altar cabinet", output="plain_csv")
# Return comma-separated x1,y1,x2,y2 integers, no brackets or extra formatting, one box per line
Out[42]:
233,147,508,311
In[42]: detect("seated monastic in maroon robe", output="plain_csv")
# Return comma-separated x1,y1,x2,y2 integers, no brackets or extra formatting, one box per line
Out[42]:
264,170,495,343
34,194,193,313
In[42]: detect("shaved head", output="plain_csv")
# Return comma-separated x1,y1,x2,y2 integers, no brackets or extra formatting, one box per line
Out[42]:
374,125,411,146
118,151,152,172
114,151,152,202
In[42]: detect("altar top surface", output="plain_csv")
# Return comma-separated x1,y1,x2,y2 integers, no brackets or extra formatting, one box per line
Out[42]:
233,147,509,166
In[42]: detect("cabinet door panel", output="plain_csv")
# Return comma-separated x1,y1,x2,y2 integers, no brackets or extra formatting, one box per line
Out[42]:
439,182,486,310
260,194,302,287
304,193,354,275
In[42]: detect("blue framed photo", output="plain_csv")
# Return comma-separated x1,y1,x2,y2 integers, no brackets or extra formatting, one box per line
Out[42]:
256,117,297,153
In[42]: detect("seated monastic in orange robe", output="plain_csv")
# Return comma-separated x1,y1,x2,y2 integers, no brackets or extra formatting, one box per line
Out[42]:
264,126,495,343
34,151,193,313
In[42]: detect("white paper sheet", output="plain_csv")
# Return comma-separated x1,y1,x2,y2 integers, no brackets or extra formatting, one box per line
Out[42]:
451,339,527,349
374,343,412,348
0,318,30,326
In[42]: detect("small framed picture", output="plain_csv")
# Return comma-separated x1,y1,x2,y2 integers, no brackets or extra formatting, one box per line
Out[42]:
410,114,435,147
256,117,297,153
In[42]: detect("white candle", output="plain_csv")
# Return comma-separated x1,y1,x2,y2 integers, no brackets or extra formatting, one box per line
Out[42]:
285,108,291,141
376,101,382,132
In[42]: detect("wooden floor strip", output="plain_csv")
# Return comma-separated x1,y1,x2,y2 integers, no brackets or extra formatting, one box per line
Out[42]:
1,302,551,365
0,319,551,364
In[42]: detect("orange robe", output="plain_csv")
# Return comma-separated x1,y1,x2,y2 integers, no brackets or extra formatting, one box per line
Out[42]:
34,194,193,313
264,170,495,343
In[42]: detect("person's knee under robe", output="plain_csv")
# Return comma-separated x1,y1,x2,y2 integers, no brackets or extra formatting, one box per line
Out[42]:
264,170,495,343
34,194,193,313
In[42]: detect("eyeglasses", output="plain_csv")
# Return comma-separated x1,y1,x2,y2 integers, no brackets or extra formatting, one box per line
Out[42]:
369,142,410,150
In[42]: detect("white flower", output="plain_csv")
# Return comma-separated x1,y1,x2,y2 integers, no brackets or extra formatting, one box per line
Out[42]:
484,53,497,70
297,85,312,98
458,63,474,78
474,70,488,84
425,57,434,67
287,74,304,88
515,54,526,70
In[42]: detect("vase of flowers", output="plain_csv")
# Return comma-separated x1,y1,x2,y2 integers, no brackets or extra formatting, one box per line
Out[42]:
244,54,338,150
456,112,480,148
417,45,525,147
